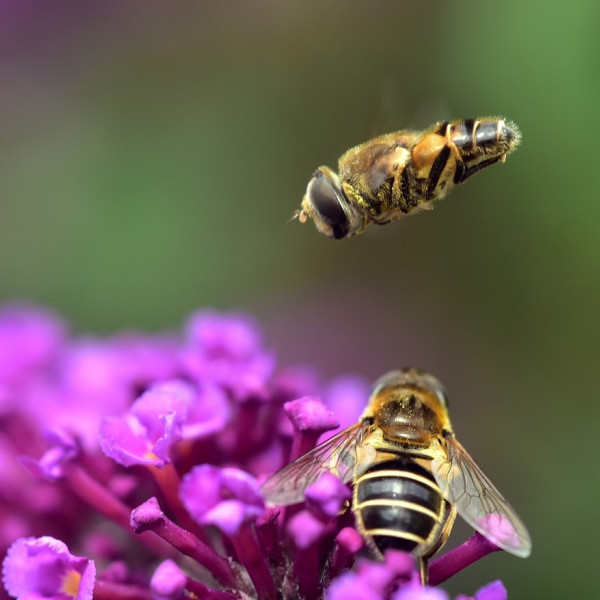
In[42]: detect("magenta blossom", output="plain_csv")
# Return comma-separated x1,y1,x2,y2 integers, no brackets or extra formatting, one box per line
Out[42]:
1,305,518,600
180,465,265,536
3,536,96,600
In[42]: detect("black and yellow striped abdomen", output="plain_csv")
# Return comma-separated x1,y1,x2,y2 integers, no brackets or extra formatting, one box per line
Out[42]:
353,455,454,559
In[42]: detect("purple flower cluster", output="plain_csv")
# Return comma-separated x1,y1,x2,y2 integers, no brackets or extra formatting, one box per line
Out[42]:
0,305,506,599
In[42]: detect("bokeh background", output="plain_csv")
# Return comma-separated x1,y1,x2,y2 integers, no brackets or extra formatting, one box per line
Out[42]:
1,1,597,597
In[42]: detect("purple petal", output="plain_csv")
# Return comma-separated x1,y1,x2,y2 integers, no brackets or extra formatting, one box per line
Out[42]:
335,527,364,554
382,550,415,579
203,500,254,537
475,580,507,600
351,551,415,597
287,510,326,549
326,572,383,600
2,536,96,600
29,339,141,446
20,428,78,481
99,380,195,467
150,559,187,599
284,396,339,434
180,465,264,535
221,467,264,504
185,311,263,360
392,584,450,600
59,340,131,406
131,379,196,431
181,349,275,402
329,527,364,578
0,305,64,388
183,381,231,439
356,559,396,596
130,497,165,531
475,514,526,555
181,311,276,401
305,473,351,518
179,465,223,516
99,413,166,467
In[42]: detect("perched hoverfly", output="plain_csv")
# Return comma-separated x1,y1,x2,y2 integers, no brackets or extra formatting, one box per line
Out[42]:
295,118,521,239
262,368,531,581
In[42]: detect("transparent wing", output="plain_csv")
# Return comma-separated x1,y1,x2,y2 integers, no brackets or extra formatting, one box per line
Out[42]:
261,420,376,506
432,434,532,558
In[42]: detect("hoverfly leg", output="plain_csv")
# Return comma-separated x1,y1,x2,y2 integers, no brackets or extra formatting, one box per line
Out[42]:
424,145,452,200
419,557,429,585
454,154,505,184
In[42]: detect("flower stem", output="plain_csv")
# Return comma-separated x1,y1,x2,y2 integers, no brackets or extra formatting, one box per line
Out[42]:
255,507,284,568
289,431,320,462
93,580,153,600
328,527,363,580
148,463,212,544
131,498,238,588
231,523,279,600
293,545,320,600
64,464,131,528
185,577,240,600
63,464,172,557
429,532,501,586
230,402,265,459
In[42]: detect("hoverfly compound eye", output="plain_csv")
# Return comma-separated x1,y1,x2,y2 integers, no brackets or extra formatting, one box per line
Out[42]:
306,170,350,240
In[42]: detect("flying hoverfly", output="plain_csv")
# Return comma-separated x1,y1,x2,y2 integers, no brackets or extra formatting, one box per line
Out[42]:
262,368,531,581
295,117,521,239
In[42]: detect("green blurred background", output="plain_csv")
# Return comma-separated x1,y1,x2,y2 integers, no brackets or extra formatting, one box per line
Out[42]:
1,1,597,597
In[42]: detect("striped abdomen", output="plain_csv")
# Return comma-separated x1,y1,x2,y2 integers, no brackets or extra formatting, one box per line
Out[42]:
353,456,452,559
446,118,520,159
419,118,521,200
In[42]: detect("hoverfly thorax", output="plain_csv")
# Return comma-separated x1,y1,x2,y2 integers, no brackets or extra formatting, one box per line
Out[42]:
375,393,444,444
